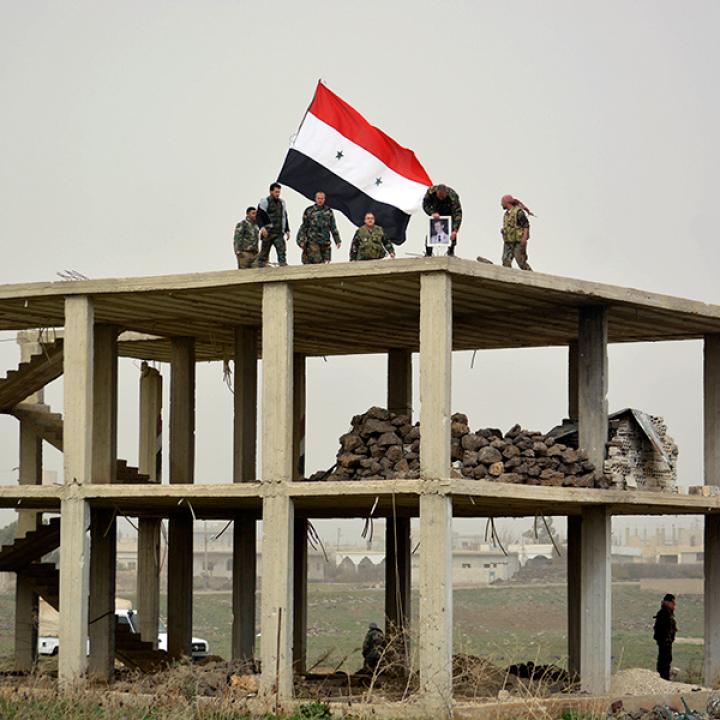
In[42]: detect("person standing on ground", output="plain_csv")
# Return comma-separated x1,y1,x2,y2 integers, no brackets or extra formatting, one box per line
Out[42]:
256,183,290,267
500,194,533,270
297,191,342,264
422,184,462,256
349,212,395,261
653,593,678,680
233,207,260,269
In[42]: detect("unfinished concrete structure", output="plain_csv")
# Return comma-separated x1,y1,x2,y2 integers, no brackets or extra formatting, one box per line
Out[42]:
0,257,719,715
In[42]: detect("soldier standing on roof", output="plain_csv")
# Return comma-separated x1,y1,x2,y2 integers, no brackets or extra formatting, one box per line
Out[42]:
423,184,462,257
256,183,290,267
233,207,260,269
500,194,533,271
350,213,395,261
297,191,342,264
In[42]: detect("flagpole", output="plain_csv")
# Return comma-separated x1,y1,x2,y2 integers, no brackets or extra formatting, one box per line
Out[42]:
289,79,321,147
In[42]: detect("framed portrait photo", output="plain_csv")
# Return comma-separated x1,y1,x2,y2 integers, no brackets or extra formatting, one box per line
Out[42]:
428,216,452,247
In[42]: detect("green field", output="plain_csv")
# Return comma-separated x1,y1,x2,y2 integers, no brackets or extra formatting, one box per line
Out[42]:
0,583,705,682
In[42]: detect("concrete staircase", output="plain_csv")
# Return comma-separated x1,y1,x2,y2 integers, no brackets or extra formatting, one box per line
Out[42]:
0,339,64,412
10,403,150,484
3,525,168,672
0,518,61,571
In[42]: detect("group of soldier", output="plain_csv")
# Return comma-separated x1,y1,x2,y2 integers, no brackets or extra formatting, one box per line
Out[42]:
233,182,534,270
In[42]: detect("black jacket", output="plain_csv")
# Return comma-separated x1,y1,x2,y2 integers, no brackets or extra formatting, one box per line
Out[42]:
653,606,677,644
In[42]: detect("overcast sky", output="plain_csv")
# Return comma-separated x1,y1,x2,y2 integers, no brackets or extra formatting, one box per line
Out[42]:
1,0,718,540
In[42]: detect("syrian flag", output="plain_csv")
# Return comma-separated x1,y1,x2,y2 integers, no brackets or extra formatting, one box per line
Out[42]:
278,82,432,244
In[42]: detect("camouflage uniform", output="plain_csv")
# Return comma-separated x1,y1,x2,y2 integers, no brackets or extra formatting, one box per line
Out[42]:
297,203,341,264
501,205,532,270
233,216,259,269
423,185,463,256
349,225,394,261
256,195,289,267
362,623,386,673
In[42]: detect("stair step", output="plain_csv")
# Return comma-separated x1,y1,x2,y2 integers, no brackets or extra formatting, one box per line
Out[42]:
0,522,62,571
0,340,64,412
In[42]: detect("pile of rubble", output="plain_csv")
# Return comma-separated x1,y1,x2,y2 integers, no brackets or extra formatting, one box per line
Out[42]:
307,407,599,488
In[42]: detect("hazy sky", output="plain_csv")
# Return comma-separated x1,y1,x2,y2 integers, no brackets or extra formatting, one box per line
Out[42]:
1,1,718,539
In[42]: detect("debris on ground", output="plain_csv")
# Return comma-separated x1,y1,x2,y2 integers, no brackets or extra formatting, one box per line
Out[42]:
611,668,706,697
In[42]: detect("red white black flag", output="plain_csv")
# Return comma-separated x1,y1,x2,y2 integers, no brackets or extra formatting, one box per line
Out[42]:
278,82,432,244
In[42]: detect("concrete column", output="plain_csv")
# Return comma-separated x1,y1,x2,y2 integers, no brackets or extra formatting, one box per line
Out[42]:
88,325,118,681
137,363,163,646
568,341,579,423
567,515,582,677
580,506,611,694
136,519,161,647
577,307,608,473
232,516,256,661
292,353,308,673
418,273,453,713
293,517,308,673
167,337,195,659
15,336,44,672
58,495,91,684
262,284,293,484
88,509,116,680
418,494,453,714
419,273,452,480
388,348,413,417
59,297,94,684
567,342,581,677
63,296,94,487
232,327,259,661
385,349,412,640
704,334,720,686
385,516,411,637
260,283,294,702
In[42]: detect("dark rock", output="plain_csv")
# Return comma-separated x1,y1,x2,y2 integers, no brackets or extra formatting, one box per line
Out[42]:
340,433,363,452
478,446,503,465
498,473,522,484
385,445,403,463
361,418,395,436
338,453,364,469
532,441,548,456
502,445,521,459
473,464,487,480
461,433,488,451
365,406,390,421
462,450,479,467
377,431,402,447
451,420,469,438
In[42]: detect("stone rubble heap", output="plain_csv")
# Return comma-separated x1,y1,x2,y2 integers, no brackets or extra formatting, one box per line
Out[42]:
307,406,599,487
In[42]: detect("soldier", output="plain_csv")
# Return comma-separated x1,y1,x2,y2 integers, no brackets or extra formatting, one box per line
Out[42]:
349,213,395,261
500,194,533,271
423,184,462,256
361,622,386,673
233,207,259,269
297,191,342,264
256,183,290,267
653,593,678,680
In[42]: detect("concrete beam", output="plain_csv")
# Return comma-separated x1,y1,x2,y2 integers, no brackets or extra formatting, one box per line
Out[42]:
418,494,453,715
704,334,720,686
580,506,611,694
419,273,452,480
167,337,195,659
577,307,608,473
137,364,163,646
232,514,256,661
58,495,90,684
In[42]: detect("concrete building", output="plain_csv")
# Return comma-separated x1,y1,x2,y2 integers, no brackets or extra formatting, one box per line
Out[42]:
0,259,720,715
